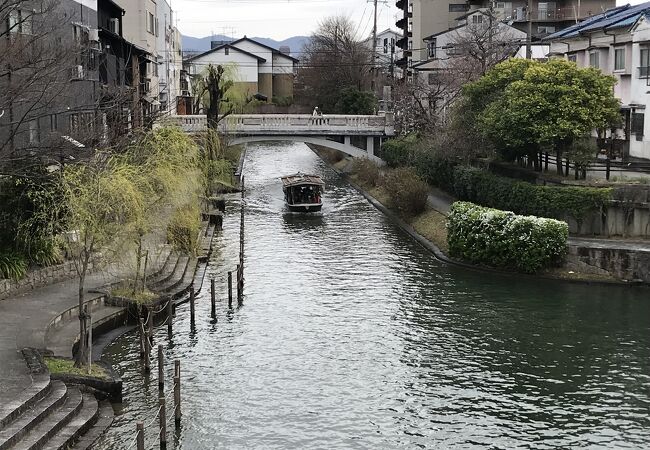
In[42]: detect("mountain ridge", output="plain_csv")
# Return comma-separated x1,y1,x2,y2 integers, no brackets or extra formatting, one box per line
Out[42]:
182,34,310,57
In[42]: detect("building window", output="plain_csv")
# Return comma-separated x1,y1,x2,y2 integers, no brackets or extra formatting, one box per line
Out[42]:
615,48,625,71
537,26,556,34
589,51,599,69
383,38,388,54
538,2,556,20
449,4,469,12
639,48,650,78
224,47,229,55
567,54,577,63
472,15,484,24
427,38,436,59
631,112,644,136
8,9,32,34
49,114,58,132
147,12,155,34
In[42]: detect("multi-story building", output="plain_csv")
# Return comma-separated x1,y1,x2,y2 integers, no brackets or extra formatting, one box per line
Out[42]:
395,0,471,77
119,0,160,115
546,2,650,160
156,0,183,115
364,29,403,77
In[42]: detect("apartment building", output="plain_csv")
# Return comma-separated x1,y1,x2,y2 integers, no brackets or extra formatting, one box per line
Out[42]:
547,2,650,160
156,0,183,114
395,0,471,77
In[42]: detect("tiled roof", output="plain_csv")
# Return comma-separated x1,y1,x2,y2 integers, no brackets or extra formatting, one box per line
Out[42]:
545,3,650,40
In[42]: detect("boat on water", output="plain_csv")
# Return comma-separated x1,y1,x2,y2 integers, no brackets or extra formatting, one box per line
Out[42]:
281,173,325,212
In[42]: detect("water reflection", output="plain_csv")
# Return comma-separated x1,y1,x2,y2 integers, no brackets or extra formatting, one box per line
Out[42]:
95,142,650,449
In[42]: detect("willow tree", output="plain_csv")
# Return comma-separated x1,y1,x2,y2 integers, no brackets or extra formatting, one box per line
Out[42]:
62,156,145,367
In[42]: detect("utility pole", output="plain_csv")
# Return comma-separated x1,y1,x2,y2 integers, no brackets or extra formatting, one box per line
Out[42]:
526,0,533,59
372,0,378,91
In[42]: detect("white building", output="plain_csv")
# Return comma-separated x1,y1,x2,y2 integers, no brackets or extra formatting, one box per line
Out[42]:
546,2,650,160
156,0,183,114
365,29,403,77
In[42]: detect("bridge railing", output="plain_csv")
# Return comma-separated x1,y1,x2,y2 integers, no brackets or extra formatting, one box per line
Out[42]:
157,114,394,136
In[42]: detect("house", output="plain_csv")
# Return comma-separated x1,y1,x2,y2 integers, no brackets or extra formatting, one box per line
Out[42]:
184,36,298,106
546,2,650,160
364,29,403,77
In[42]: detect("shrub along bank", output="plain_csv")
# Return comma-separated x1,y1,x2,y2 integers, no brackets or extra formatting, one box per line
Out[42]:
383,136,613,226
447,202,569,273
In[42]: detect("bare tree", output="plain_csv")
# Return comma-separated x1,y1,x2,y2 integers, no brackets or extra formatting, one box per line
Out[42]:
298,16,372,112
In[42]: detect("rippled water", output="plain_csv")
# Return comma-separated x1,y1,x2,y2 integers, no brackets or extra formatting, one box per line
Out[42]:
95,142,650,449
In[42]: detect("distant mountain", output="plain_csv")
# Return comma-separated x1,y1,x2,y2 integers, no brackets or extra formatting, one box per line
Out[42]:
181,34,310,57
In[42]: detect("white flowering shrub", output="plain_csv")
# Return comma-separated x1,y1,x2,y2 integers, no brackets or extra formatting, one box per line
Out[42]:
447,202,568,273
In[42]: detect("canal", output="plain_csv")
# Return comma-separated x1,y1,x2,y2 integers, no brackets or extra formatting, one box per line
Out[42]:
96,142,650,449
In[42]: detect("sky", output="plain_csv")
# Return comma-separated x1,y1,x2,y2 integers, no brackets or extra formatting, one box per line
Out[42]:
172,0,399,40
172,0,650,41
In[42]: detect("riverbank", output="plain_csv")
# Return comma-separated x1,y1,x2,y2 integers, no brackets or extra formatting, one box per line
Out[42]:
311,146,650,286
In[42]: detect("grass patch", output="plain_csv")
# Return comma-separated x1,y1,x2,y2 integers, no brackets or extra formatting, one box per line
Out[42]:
111,286,158,304
411,208,449,253
44,357,108,379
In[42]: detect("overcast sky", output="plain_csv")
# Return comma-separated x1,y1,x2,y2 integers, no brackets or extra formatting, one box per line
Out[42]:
173,0,647,41
172,0,399,40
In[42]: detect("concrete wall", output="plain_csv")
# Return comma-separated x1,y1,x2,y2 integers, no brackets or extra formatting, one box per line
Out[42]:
258,73,273,101
272,73,294,99
568,244,650,282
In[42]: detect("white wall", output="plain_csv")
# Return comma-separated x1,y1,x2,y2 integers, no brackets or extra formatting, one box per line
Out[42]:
272,53,294,75
232,40,273,74
189,48,259,83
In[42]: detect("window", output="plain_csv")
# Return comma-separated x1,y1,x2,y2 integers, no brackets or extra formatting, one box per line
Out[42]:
384,37,388,54
632,112,644,136
449,4,469,12
49,115,58,132
639,47,650,78
427,38,437,59
589,51,599,69
615,48,625,71
567,54,577,63
538,2,556,20
537,26,556,34
155,18,159,37
8,9,32,34
472,14,484,24
147,12,155,34
224,47,229,55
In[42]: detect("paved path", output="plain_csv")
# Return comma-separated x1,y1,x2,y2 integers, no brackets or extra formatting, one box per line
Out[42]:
0,245,168,412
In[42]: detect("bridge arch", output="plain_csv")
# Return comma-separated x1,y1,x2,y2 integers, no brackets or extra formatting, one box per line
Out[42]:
226,135,384,164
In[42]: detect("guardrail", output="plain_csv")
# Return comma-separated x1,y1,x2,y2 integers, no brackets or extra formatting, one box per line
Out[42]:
157,113,395,136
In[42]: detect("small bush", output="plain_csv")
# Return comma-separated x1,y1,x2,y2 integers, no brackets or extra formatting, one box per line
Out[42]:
27,238,63,267
383,167,429,216
381,134,419,168
351,158,381,187
272,96,293,107
167,203,201,254
0,251,28,281
447,202,568,273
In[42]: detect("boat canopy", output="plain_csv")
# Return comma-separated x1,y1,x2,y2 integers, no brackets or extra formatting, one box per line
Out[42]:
280,173,325,188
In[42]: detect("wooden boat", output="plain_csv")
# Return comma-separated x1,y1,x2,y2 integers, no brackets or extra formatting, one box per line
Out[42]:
281,173,325,212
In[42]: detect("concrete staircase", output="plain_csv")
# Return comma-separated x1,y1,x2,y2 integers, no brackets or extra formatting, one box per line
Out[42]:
0,376,110,450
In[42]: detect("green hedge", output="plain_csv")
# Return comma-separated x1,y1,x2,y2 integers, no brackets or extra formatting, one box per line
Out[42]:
447,202,568,273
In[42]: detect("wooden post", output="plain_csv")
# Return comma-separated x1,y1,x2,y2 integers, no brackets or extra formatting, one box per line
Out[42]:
147,309,154,345
139,318,145,359
189,286,195,325
228,271,233,308
166,298,173,336
142,250,149,291
174,360,181,427
144,330,151,373
159,395,167,449
544,152,549,172
158,345,164,391
210,278,216,319
136,422,145,450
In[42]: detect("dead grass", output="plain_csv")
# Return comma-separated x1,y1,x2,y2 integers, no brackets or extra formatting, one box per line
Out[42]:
410,208,449,253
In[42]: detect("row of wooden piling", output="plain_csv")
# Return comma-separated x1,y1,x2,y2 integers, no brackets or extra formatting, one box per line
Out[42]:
133,178,246,448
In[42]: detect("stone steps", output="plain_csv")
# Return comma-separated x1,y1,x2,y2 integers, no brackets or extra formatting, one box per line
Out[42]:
11,386,83,450
153,255,189,294
0,375,51,432
146,250,178,287
0,379,101,450
0,382,67,450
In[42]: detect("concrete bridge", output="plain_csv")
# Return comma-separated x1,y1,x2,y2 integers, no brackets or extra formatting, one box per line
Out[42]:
159,114,395,161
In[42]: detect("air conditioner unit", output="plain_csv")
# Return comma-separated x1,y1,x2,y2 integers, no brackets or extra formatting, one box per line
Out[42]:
108,18,119,34
89,29,99,42
71,65,84,80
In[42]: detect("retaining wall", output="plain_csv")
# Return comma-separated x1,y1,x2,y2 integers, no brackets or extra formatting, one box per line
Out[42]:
0,260,95,300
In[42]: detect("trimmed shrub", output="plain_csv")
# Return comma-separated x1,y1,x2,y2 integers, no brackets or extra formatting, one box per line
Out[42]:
0,251,28,281
351,158,381,187
167,203,201,254
447,202,568,273
383,167,429,216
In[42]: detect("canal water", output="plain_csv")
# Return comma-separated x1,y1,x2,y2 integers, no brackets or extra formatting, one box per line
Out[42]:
95,142,650,449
